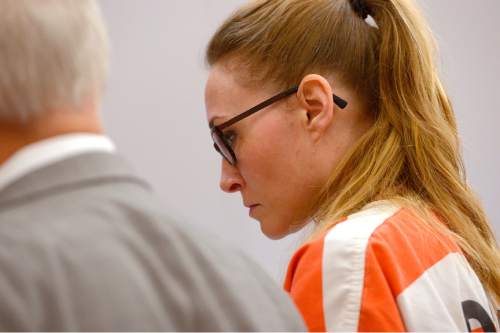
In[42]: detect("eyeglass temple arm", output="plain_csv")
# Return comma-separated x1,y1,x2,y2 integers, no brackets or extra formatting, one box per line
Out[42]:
333,94,348,109
216,86,348,131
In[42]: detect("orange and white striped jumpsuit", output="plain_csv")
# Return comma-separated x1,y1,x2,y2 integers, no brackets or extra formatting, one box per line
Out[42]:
284,201,499,332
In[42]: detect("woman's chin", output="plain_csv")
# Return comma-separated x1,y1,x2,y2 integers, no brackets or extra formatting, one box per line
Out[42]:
259,221,297,240
259,217,310,240
263,230,288,240
256,220,283,239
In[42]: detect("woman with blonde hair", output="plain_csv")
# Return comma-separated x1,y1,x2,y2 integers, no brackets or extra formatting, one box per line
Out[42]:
204,0,500,331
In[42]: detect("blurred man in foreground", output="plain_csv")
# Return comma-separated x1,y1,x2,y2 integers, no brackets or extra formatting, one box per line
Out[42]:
0,0,305,331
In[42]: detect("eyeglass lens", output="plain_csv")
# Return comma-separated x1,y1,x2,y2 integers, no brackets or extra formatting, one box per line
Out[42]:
212,131,235,165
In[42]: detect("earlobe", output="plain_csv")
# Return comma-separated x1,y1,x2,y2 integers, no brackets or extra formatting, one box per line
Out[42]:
297,74,335,141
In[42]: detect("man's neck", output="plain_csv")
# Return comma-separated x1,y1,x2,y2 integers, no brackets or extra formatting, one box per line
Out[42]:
0,108,103,166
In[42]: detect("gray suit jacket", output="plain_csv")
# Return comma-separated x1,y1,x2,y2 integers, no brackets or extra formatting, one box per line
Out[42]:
0,152,305,331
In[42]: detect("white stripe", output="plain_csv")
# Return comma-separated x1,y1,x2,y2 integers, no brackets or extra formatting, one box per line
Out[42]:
397,252,498,331
322,201,400,331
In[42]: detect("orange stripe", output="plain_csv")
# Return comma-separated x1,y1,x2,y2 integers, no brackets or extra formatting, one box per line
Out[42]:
284,234,326,332
358,208,461,331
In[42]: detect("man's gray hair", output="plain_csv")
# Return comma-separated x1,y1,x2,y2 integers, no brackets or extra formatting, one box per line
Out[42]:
0,0,109,123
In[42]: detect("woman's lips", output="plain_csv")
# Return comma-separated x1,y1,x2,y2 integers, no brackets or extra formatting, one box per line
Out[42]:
248,204,260,217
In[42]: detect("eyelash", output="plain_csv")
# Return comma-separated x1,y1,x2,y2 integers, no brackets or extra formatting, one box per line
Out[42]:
223,130,237,146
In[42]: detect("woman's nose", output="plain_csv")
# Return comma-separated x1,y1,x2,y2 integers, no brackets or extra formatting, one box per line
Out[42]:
219,159,245,193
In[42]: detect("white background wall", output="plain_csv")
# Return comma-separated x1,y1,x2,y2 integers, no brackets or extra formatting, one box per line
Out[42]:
99,0,500,281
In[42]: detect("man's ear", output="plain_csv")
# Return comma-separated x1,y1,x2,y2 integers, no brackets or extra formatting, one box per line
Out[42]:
296,74,335,142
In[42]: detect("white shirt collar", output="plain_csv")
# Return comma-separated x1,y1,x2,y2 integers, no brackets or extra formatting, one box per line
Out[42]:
0,133,116,192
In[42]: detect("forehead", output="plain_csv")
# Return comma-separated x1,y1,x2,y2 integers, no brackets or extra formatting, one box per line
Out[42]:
205,62,275,123
205,63,241,110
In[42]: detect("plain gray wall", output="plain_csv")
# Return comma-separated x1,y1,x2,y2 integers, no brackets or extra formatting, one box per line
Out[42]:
99,0,500,281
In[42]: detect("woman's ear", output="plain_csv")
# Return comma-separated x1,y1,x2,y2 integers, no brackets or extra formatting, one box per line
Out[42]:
296,74,335,142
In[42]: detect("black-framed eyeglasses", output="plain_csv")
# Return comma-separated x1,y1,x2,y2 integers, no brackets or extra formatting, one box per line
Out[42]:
209,86,348,166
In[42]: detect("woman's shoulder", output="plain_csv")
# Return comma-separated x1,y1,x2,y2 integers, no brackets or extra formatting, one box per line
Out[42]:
285,199,463,295
321,200,461,256
284,201,494,331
